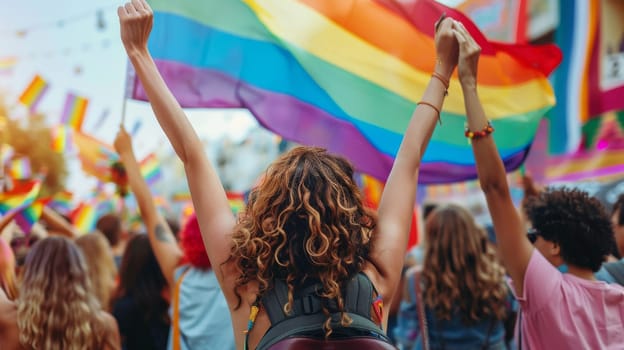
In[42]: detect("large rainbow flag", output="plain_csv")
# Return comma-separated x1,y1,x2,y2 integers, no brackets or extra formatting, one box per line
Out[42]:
0,179,41,216
134,0,561,183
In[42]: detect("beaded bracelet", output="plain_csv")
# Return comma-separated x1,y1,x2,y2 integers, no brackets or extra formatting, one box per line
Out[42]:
465,121,494,140
417,101,442,125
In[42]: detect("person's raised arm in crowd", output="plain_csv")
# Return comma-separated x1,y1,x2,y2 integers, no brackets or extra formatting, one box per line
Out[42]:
117,0,235,285
371,16,458,304
114,127,182,286
453,21,532,295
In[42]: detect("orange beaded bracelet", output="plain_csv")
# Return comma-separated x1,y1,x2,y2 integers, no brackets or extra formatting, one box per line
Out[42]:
465,121,494,140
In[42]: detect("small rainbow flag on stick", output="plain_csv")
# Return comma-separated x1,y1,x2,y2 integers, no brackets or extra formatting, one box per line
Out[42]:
1,144,14,166
140,153,162,185
71,201,97,234
18,75,49,112
14,198,49,233
60,93,89,131
9,157,31,180
0,57,17,75
49,190,73,214
51,125,72,153
0,179,41,216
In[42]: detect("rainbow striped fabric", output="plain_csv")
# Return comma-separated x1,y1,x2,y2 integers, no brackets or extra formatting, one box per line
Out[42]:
71,201,97,234
60,93,89,130
226,191,245,215
139,153,162,185
136,0,561,183
9,157,31,180
49,190,74,214
0,57,17,75
51,125,72,153
0,180,41,216
18,75,49,112
14,198,49,233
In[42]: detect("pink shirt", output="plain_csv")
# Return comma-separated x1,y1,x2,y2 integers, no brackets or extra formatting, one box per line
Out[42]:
510,250,624,349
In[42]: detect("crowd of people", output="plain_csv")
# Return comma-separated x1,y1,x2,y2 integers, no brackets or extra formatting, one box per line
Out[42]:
0,1,623,349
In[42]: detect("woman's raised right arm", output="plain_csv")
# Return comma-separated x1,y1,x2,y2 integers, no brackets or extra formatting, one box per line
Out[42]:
118,1,236,280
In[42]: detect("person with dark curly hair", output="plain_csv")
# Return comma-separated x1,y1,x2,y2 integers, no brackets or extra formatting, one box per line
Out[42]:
454,19,624,349
596,194,624,284
117,1,458,349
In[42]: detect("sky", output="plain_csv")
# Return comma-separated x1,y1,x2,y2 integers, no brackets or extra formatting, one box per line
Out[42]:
0,0,259,198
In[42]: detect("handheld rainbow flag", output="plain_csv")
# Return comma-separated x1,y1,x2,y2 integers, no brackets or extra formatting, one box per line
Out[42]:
51,125,72,153
14,198,50,234
1,144,14,166
0,57,17,75
0,179,41,216
139,153,162,185
18,75,49,112
9,157,31,180
71,201,97,234
73,132,118,182
60,93,89,131
49,190,74,214
136,0,561,183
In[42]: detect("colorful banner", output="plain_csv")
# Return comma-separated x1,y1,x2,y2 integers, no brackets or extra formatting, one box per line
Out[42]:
14,198,49,234
589,0,624,116
134,0,560,184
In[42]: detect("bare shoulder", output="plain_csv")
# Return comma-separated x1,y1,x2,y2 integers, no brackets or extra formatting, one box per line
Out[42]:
0,296,22,350
96,311,121,350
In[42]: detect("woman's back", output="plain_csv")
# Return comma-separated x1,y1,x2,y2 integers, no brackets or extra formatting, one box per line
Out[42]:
0,292,23,350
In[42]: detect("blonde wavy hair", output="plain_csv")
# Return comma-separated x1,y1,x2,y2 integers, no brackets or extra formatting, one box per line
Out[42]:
0,238,18,300
17,236,107,349
230,147,376,336
422,204,508,323
76,231,117,311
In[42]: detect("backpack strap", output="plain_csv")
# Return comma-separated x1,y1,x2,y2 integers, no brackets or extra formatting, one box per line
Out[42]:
172,267,191,350
603,261,624,285
258,273,389,350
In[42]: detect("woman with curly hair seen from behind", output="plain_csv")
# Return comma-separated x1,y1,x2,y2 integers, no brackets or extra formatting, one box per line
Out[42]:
117,1,459,349
0,236,121,350
396,204,509,349
452,18,624,348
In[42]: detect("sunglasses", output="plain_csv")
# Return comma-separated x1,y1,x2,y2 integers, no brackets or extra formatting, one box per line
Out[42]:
527,228,539,244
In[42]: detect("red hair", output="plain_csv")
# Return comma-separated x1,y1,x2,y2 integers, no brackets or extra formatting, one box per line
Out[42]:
180,214,211,269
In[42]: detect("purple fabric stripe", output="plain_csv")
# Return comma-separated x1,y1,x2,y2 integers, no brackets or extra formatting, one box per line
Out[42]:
30,84,49,113
60,93,75,124
133,60,528,183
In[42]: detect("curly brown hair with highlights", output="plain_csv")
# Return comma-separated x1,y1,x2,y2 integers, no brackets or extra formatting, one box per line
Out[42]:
422,204,508,324
229,147,376,336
